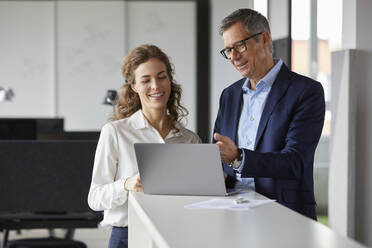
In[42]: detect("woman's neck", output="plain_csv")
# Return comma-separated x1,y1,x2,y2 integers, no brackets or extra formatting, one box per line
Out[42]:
142,108,171,138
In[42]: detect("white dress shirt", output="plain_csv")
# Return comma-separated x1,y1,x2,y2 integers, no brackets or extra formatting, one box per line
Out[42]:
88,110,201,227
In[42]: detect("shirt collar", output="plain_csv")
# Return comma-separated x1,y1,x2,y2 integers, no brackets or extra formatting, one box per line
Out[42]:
129,110,148,130
242,59,283,92
129,109,186,137
167,122,186,138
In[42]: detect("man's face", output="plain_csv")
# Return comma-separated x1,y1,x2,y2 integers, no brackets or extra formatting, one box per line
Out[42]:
222,21,268,79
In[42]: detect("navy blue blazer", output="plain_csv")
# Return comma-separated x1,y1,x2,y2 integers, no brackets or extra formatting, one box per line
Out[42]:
213,64,325,220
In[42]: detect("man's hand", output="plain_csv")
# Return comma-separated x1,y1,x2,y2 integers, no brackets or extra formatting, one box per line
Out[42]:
124,173,142,192
214,132,238,163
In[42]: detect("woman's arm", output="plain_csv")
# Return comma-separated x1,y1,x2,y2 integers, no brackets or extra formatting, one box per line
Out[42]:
87,123,129,211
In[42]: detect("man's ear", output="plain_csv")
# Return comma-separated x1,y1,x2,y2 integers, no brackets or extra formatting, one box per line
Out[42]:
131,83,137,93
262,31,271,47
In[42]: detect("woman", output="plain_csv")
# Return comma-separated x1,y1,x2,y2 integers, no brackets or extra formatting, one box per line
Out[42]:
87,44,200,248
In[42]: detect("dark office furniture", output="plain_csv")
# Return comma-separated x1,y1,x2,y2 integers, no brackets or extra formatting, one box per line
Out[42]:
63,131,100,140
0,119,64,140
0,118,100,141
0,140,102,248
6,237,87,248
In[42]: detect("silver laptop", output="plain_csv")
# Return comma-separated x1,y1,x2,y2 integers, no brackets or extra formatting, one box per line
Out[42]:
134,143,239,196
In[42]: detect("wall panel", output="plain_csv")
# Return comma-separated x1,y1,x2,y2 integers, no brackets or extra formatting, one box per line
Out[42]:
56,1,126,131
127,1,196,131
0,1,54,117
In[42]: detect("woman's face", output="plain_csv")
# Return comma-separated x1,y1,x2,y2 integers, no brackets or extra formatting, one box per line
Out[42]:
132,58,171,113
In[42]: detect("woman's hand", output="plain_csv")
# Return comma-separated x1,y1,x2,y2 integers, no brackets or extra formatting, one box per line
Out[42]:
124,173,142,192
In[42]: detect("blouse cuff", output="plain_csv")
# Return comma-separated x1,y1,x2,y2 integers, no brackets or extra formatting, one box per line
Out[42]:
113,178,128,199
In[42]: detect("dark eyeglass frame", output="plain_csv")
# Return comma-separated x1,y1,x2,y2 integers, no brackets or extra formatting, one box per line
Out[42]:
220,31,264,59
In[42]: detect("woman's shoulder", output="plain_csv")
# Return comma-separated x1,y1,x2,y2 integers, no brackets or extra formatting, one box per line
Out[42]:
101,116,133,134
103,118,127,128
177,124,202,144
105,110,145,128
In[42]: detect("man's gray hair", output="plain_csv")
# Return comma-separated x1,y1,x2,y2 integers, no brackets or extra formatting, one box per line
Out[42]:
219,9,273,54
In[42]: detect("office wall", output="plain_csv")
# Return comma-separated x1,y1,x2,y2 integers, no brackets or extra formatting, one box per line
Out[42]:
127,1,196,132
0,2,55,117
56,1,125,130
0,0,196,132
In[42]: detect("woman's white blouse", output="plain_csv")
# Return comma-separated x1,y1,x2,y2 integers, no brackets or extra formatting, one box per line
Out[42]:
87,110,201,227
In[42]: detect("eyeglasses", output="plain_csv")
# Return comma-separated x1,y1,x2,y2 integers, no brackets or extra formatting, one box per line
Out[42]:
220,32,263,59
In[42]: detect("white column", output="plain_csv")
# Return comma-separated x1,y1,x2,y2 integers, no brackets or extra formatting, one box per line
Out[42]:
329,0,372,246
328,49,356,238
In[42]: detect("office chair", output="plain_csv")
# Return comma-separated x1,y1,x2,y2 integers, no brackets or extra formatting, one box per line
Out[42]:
6,236,87,248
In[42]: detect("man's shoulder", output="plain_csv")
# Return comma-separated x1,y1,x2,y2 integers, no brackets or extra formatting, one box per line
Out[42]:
288,69,322,89
282,69,325,102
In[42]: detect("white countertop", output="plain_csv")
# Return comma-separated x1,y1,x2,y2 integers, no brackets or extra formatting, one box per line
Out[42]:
128,190,366,248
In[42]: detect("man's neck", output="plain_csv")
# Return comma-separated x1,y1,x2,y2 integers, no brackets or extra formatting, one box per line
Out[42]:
250,58,275,90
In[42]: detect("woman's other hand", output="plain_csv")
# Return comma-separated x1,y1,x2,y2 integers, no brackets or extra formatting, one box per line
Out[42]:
124,173,142,192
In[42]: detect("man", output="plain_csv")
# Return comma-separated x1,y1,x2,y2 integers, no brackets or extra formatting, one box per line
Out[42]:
213,9,325,220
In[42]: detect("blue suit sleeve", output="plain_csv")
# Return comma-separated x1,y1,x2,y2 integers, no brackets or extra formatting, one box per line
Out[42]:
213,89,236,188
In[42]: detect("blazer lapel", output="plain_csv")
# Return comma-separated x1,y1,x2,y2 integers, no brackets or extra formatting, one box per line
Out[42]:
230,83,244,144
221,81,244,177
254,64,292,150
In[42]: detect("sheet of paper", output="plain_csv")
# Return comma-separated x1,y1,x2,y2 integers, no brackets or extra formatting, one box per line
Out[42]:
184,198,275,211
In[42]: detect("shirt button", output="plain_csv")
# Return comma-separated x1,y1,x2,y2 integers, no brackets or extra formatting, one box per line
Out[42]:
250,117,254,121
248,140,252,145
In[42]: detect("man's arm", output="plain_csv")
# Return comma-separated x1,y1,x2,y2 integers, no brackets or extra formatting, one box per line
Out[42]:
215,81,325,180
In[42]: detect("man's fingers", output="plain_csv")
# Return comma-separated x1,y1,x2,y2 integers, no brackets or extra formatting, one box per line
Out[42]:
215,133,231,144
214,132,224,142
